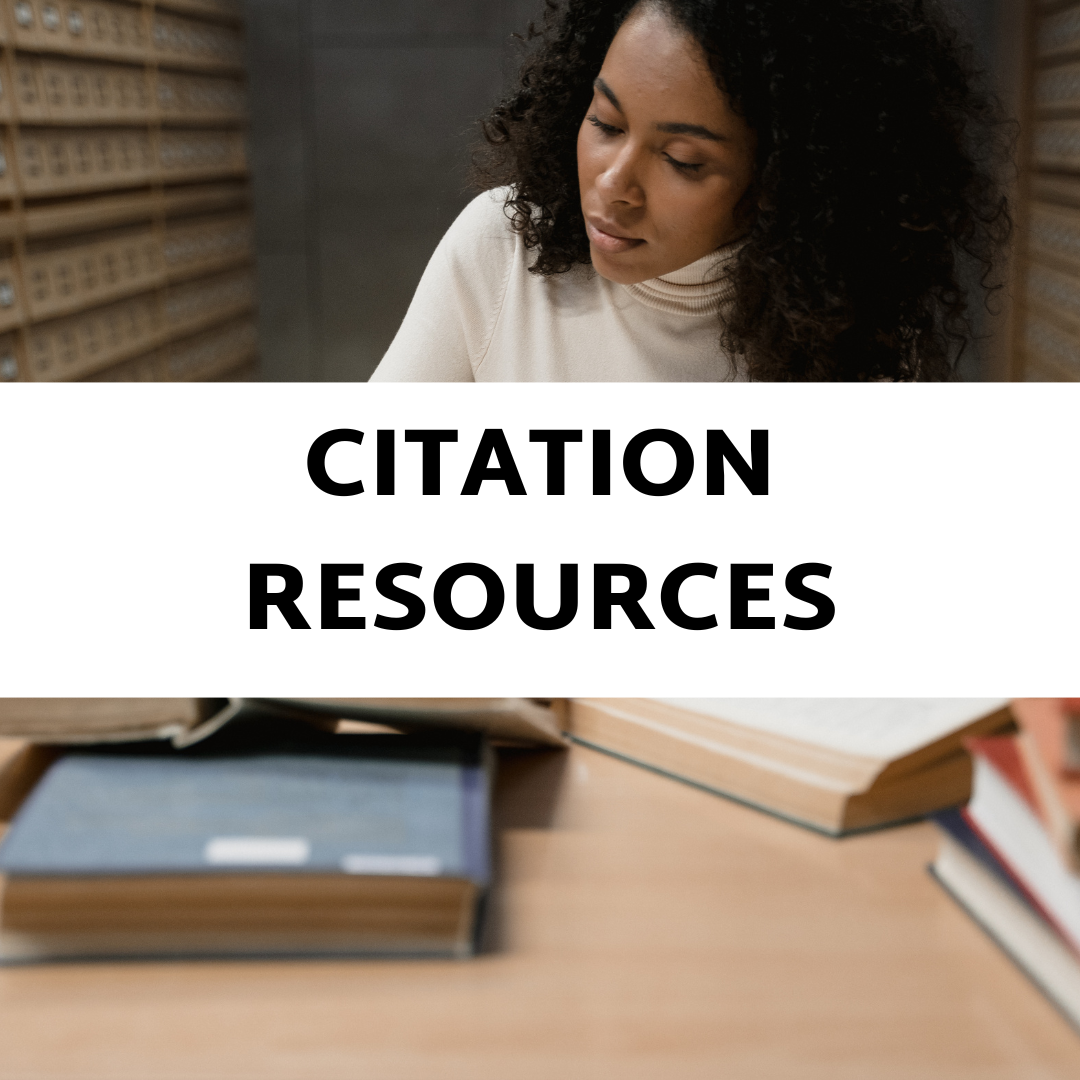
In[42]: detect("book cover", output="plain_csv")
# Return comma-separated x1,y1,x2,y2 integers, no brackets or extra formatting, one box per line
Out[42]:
0,722,491,961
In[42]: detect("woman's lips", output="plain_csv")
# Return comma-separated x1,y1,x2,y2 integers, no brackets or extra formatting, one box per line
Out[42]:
585,217,645,254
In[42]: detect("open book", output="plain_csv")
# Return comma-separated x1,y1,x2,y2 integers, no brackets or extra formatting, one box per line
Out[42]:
567,699,1012,835
0,698,566,749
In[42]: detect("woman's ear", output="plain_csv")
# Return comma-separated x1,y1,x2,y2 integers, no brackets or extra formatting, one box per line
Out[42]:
732,180,764,234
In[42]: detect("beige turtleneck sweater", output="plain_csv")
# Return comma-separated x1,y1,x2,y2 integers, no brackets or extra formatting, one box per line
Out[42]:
369,187,743,382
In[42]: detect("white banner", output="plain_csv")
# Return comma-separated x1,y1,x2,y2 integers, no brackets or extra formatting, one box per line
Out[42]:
0,382,1076,696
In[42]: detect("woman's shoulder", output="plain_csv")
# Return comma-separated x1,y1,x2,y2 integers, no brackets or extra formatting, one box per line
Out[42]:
439,186,520,262
370,188,525,382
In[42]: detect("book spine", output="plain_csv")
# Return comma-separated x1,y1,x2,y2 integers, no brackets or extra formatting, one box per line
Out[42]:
1016,731,1080,875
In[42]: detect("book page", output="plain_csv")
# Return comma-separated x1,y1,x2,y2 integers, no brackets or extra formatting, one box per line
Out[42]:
656,700,1008,760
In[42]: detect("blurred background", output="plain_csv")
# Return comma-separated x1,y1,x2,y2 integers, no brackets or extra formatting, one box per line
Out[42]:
247,0,546,382
0,1,1041,382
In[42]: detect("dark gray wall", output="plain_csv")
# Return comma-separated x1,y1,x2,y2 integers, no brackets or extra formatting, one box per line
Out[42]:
244,0,544,381
244,0,1016,382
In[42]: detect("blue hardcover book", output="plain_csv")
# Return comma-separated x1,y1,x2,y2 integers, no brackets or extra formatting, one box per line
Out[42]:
0,721,491,961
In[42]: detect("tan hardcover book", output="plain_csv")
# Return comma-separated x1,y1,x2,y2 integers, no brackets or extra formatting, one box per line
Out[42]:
253,699,566,747
0,699,225,744
1014,698,1080,872
567,698,1012,835
0,698,566,749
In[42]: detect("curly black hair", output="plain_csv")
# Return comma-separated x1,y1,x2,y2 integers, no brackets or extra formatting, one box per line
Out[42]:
473,0,1012,381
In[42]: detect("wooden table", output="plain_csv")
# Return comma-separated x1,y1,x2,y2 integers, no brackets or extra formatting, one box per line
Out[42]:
0,741,1078,1079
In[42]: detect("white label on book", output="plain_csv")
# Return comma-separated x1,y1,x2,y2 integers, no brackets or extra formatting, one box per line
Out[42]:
203,836,311,866
340,854,442,876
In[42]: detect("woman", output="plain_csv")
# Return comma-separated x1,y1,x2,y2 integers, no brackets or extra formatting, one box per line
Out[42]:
371,0,1010,382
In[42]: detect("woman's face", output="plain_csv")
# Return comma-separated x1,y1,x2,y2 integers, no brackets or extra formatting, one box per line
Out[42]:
576,4,756,285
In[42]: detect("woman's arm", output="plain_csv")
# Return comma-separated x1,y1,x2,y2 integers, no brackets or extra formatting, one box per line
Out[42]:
369,190,517,381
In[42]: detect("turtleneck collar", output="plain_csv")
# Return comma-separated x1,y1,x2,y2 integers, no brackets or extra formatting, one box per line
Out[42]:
623,238,743,316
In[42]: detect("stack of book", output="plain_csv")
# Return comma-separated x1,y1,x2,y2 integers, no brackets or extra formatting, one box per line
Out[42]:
0,696,1034,965
0,698,565,962
930,698,1080,1029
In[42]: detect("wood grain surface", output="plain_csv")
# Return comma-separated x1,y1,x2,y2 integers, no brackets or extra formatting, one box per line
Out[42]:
0,741,1078,1079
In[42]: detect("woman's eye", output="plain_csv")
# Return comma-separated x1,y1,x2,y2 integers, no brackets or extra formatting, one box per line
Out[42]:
664,154,703,174
587,114,621,136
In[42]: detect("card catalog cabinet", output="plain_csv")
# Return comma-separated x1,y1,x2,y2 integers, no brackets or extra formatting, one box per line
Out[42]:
0,0,256,381
1015,1,1080,379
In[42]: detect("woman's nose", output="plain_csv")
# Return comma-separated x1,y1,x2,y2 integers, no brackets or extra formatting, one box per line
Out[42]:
596,145,645,207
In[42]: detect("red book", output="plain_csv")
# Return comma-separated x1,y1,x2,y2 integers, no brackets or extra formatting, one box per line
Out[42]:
963,733,1080,955
1013,699,1080,871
